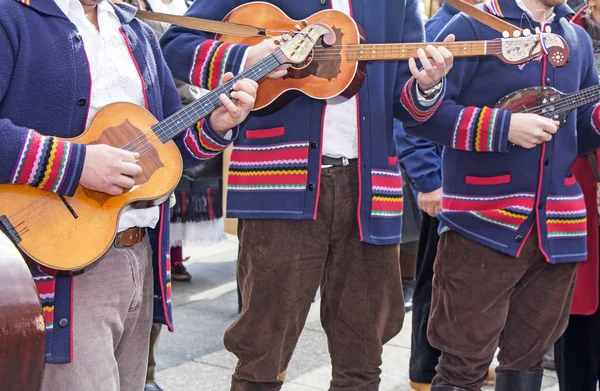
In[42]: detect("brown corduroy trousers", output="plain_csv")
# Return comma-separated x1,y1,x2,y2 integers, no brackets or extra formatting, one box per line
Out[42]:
226,164,405,391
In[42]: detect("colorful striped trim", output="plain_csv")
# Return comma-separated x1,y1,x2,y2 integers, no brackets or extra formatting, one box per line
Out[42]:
442,192,535,212
11,130,72,194
17,0,31,5
484,0,504,17
545,194,587,238
400,78,444,122
591,104,600,136
452,107,504,152
183,119,231,161
371,169,403,218
470,207,529,231
189,40,236,90
229,142,309,192
165,254,172,304
32,272,56,332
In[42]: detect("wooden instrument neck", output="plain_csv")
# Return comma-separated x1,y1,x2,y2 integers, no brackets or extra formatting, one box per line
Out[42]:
345,41,493,61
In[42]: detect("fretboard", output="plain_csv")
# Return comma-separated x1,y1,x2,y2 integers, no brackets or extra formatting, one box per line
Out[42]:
557,85,600,113
345,41,491,61
152,50,286,143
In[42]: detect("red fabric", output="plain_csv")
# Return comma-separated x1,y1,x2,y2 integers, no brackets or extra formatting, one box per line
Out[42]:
570,155,599,315
569,10,599,315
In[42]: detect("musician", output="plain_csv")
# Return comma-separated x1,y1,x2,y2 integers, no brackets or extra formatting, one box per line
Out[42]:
403,0,600,388
0,0,257,390
161,1,453,389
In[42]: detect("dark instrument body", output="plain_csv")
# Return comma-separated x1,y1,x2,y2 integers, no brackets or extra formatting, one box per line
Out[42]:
0,233,45,391
496,86,570,123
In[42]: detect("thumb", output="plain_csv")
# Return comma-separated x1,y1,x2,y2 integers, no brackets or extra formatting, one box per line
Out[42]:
443,34,456,43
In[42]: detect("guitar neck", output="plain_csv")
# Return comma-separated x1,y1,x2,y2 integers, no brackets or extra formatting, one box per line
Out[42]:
346,41,492,61
151,51,286,143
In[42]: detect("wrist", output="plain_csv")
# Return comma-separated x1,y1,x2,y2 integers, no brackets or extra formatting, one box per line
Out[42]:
208,116,229,136
417,80,442,97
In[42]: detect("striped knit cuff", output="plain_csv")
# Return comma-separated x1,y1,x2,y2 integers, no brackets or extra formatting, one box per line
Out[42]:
400,77,445,122
11,130,86,197
189,40,250,90
451,107,510,153
591,104,600,135
183,118,237,161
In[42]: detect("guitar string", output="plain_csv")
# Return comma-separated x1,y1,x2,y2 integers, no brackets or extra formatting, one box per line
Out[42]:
7,46,576,233
10,54,285,234
513,87,600,115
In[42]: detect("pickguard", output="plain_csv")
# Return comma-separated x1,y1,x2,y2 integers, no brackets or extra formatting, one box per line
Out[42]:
83,119,164,206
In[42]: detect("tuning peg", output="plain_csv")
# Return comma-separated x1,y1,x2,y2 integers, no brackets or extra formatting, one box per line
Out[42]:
502,31,510,38
301,20,308,27
288,30,296,36
523,29,532,36
274,39,281,46
295,24,302,31
513,30,521,37
282,33,291,41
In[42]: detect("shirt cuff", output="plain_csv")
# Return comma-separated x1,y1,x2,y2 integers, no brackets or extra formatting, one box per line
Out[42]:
416,80,444,107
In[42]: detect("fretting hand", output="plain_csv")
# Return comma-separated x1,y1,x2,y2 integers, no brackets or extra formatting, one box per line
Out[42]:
245,38,290,79
508,113,559,149
408,34,455,90
208,72,258,134
80,144,142,196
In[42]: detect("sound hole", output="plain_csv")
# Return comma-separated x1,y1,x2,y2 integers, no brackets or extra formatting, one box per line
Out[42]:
286,26,343,81
83,119,164,206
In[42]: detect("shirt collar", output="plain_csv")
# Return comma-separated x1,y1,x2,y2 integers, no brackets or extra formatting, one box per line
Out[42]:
53,0,118,21
483,0,574,25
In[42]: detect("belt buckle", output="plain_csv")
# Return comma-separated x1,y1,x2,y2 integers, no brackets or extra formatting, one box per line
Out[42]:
342,157,349,166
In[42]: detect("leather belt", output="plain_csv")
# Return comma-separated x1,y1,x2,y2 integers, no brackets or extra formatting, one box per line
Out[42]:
322,156,358,166
114,227,146,248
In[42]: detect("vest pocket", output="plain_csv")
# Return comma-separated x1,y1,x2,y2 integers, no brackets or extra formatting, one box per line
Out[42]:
564,175,577,186
246,127,285,139
228,141,309,192
465,174,511,185
371,169,403,218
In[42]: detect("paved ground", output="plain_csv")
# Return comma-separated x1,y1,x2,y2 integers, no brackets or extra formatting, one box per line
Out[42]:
154,236,560,391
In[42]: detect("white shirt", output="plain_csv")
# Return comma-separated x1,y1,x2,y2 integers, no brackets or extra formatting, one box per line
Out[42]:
322,0,441,159
146,0,188,15
322,0,359,159
54,0,160,232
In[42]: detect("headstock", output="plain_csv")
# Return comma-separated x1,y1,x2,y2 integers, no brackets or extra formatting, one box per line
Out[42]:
275,22,335,64
494,32,570,67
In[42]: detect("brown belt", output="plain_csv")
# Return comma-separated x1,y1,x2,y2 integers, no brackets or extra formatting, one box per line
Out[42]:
114,227,146,248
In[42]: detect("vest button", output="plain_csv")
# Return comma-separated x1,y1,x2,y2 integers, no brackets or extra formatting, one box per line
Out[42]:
546,77,551,85
514,235,523,243
78,98,87,106
544,159,549,166
58,318,69,327
308,183,315,191
310,142,318,149
75,32,83,41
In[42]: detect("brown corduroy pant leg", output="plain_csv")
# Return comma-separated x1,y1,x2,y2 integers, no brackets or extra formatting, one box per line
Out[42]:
429,229,577,391
225,164,405,391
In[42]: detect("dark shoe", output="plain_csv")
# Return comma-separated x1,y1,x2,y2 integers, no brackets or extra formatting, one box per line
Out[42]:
144,382,164,391
171,259,191,282
403,277,415,313
494,371,542,391
431,386,467,390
